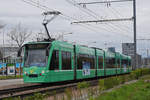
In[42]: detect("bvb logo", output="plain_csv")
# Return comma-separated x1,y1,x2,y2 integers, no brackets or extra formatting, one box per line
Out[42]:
30,70,34,74
30,67,37,74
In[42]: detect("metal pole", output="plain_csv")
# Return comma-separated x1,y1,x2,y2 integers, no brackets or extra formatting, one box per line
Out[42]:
2,59,4,75
15,59,16,77
133,0,137,69
20,58,22,76
147,49,149,58
2,30,5,75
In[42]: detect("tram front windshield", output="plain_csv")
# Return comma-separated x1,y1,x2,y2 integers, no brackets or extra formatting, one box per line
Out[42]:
24,44,49,67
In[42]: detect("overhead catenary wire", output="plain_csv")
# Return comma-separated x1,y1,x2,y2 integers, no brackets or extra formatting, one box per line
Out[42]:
22,0,133,39
22,0,119,35
86,1,133,37
77,0,133,5
102,4,133,33
21,0,118,37
67,0,131,32
66,0,133,38
108,6,133,32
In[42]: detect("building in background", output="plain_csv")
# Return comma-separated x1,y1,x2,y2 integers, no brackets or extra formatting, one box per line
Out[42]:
0,44,22,75
122,43,134,56
107,47,116,53
122,43,142,68
136,54,142,68
0,44,20,64
142,57,150,68
0,44,19,59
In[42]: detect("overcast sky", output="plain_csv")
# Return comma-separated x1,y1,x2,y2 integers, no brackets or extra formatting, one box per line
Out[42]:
0,0,150,56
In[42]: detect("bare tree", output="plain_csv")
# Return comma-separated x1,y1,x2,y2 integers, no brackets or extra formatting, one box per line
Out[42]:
7,23,31,48
31,29,49,42
0,22,5,29
0,25,5,29
0,50,3,59
0,21,6,59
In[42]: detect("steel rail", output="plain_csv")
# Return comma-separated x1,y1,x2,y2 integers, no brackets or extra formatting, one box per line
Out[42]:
0,79,98,99
0,73,130,99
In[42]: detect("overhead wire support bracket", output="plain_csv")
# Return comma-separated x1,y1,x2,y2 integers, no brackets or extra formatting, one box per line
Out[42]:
78,0,133,5
71,17,133,24
137,39,150,41
43,11,61,16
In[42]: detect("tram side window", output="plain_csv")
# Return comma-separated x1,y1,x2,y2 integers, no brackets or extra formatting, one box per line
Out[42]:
106,57,115,68
117,59,121,68
128,60,131,67
77,54,82,69
125,60,128,66
98,56,103,69
50,50,59,70
112,58,116,68
105,58,110,68
77,54,88,69
62,51,72,70
89,55,95,69
122,59,128,68
121,60,124,67
77,54,95,69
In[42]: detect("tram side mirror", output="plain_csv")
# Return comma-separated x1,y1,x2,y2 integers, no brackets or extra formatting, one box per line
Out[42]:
17,45,25,57
17,49,21,57
46,50,49,56
46,45,51,56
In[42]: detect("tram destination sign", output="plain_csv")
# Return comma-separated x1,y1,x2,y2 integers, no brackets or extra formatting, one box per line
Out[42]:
27,44,49,49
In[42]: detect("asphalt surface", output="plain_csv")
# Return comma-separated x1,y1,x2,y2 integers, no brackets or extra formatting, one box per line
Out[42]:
0,79,24,87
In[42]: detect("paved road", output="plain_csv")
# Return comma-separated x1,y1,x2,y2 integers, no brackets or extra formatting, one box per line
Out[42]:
0,79,24,87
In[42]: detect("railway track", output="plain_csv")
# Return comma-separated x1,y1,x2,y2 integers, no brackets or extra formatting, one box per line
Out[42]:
0,79,98,100
0,84,42,99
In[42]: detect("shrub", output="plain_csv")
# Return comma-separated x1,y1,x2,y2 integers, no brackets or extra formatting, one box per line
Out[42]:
104,77,116,89
131,69,142,79
131,68,150,80
141,68,150,76
112,77,120,86
24,96,35,100
0,75,22,80
77,81,90,89
119,75,126,84
3,97,21,100
34,93,44,100
103,76,124,90
65,88,72,100
104,78,114,89
129,72,136,80
98,79,105,91
102,68,150,90
23,93,45,100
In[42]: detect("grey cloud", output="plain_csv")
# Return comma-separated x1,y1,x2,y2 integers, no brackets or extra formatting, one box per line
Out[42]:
0,0,150,56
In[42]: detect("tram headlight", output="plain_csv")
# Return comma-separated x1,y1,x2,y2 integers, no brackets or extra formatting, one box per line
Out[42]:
24,71,27,74
42,70,45,74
